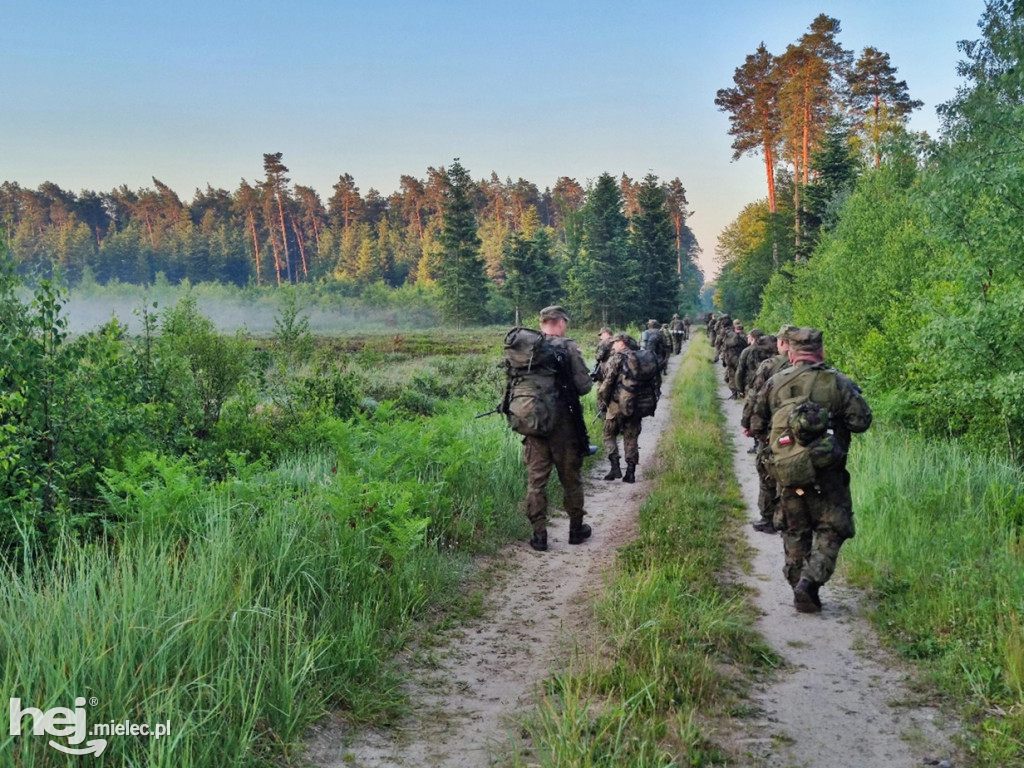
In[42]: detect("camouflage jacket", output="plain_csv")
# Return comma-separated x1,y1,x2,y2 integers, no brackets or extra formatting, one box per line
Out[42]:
748,361,872,451
741,354,789,430
735,337,777,395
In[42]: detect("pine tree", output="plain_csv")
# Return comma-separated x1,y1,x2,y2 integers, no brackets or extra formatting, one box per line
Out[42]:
568,173,631,326
630,174,679,320
437,159,488,328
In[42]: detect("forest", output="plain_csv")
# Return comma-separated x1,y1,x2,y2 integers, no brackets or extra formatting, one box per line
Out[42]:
713,5,1024,461
0,158,703,329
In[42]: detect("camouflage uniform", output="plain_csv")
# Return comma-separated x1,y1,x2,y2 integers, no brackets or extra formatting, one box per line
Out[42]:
682,314,691,340
597,338,644,482
641,320,668,373
592,327,613,383
741,348,791,531
749,328,872,612
522,308,594,548
735,332,776,397
668,314,685,354
722,322,749,397
711,314,731,363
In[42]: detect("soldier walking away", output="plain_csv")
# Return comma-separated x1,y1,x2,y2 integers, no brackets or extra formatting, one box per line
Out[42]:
741,325,796,533
597,333,660,484
668,313,685,354
749,327,873,613
502,306,594,552
722,319,748,399
592,326,614,382
682,313,691,340
641,319,668,373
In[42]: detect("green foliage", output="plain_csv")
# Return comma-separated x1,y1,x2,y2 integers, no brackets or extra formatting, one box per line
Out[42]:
437,159,489,328
629,174,681,320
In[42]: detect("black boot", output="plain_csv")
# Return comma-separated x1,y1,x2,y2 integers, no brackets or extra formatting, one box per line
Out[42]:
752,518,777,534
623,462,636,483
793,577,821,613
603,458,622,480
568,520,592,545
529,529,548,551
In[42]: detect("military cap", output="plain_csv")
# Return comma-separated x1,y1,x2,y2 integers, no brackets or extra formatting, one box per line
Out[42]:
539,305,569,322
777,324,798,342
598,326,612,336
788,327,823,352
611,332,639,349
647,319,659,328
748,328,765,339
734,320,743,328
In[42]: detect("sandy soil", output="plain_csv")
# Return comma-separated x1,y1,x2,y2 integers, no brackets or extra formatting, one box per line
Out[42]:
303,341,964,768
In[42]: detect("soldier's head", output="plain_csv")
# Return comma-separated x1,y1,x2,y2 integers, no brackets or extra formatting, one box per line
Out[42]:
777,324,798,354
611,332,637,352
539,305,569,336
647,319,659,329
734,321,744,333
672,313,679,319
598,326,613,341
787,327,825,363
748,328,764,343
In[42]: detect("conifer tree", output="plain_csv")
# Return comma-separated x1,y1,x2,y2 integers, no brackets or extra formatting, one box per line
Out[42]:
568,173,631,326
437,159,488,328
630,174,679,320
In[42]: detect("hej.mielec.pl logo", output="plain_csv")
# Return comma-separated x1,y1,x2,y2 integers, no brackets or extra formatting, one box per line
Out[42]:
9,697,171,757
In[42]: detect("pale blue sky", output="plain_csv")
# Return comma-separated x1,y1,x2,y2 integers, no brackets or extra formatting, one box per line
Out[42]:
1,1,985,277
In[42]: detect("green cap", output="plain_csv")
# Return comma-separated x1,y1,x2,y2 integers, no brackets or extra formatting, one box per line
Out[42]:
539,305,569,322
788,327,823,352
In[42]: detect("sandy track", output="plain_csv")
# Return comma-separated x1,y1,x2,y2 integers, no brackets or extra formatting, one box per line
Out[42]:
303,342,687,767
304,341,963,768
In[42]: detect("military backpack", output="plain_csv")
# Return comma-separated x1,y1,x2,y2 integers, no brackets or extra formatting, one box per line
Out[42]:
616,348,661,418
768,367,847,487
501,326,560,437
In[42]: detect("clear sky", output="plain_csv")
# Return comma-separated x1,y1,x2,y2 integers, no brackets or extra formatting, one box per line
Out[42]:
1,0,986,278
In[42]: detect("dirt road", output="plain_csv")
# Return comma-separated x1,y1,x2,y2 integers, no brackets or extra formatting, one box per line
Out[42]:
304,340,962,767
716,359,960,768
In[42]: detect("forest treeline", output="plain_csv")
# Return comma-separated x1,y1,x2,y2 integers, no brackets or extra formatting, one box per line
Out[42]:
712,3,1024,461
0,156,703,328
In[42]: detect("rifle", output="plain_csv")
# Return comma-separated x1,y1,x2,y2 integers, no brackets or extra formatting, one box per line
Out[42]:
475,379,512,420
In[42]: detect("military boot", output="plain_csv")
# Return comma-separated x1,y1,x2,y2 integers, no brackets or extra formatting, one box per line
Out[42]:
623,462,636,483
568,520,592,545
603,458,622,480
793,577,821,613
529,529,548,552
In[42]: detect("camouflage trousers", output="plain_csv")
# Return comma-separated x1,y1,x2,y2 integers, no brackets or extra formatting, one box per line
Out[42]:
671,334,682,354
602,413,642,466
522,408,586,534
755,447,778,525
777,468,856,587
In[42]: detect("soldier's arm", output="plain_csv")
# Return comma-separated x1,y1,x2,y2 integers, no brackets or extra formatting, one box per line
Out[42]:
565,340,594,395
748,380,773,438
837,374,872,434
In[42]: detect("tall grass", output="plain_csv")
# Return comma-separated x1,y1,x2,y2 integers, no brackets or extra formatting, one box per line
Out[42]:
843,430,1024,764
0,396,526,766
511,335,776,767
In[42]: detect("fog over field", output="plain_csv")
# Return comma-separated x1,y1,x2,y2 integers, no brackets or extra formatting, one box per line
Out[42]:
57,291,436,337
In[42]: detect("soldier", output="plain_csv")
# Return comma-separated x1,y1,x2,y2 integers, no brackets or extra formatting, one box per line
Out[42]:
597,333,655,484
521,306,595,551
749,327,873,613
736,329,776,400
682,313,692,340
641,319,668,371
712,314,731,363
668,313,685,354
741,325,797,533
722,319,749,399
592,326,614,382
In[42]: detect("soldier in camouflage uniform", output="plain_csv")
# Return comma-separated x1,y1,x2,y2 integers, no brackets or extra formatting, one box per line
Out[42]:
742,325,797,533
522,306,594,552
711,314,730,363
592,326,614,382
597,333,645,484
641,319,668,373
682,314,691,340
722,320,749,399
748,327,873,613
668,314,685,354
736,330,777,399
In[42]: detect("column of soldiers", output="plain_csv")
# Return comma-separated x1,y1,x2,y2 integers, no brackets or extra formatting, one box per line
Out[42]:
506,308,692,554
712,316,873,614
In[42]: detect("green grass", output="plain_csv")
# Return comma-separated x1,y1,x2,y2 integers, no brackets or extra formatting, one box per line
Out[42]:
0,393,528,767
843,430,1024,764
509,335,777,767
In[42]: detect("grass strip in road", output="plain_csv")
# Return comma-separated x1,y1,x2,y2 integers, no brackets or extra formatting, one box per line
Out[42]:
510,334,777,767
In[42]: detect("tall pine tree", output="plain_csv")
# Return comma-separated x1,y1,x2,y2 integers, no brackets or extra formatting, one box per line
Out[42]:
568,173,631,326
437,159,488,328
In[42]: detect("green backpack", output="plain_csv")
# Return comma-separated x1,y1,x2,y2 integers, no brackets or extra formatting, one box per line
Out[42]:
768,369,847,487
616,349,661,418
502,327,560,437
